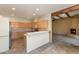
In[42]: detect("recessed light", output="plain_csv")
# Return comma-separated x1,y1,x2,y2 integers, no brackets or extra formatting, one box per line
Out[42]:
36,8,39,11
12,8,15,11
33,13,36,16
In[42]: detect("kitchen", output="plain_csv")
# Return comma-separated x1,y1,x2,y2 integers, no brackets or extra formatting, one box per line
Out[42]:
0,4,79,54
10,17,50,53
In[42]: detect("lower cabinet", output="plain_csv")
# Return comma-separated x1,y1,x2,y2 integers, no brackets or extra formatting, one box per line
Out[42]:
0,37,9,53
25,31,49,53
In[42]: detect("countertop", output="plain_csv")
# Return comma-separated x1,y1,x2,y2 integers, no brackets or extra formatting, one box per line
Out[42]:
25,31,49,35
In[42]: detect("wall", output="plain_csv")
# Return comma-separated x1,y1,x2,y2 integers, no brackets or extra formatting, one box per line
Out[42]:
52,15,79,35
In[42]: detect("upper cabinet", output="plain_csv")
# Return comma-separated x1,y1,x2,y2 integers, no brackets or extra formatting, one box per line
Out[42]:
33,20,48,31
10,22,33,29
36,20,48,29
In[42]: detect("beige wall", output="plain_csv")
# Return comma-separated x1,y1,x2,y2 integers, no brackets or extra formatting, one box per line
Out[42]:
52,15,79,35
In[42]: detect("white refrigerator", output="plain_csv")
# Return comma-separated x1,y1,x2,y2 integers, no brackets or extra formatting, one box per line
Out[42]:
0,16,9,53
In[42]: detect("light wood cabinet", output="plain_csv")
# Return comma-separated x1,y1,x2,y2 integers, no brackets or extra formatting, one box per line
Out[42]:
10,22,33,29
33,20,48,29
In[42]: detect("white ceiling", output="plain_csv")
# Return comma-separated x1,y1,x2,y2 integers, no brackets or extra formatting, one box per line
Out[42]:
0,4,75,19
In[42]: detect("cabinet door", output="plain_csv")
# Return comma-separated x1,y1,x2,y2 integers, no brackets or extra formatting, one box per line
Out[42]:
0,17,9,53
0,37,9,52
0,17,9,36
26,31,49,52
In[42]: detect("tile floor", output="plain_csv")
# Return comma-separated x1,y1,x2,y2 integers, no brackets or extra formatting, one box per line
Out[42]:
28,42,79,54
2,35,79,54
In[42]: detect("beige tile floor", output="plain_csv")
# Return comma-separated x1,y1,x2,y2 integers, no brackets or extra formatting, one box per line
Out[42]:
2,37,79,54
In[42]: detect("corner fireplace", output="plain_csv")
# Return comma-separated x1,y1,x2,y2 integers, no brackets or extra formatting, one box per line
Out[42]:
70,28,76,34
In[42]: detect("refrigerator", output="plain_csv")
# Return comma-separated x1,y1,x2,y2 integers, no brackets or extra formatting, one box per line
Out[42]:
0,16,9,53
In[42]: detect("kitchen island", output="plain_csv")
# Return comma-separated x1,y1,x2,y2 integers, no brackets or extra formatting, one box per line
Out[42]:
24,31,49,53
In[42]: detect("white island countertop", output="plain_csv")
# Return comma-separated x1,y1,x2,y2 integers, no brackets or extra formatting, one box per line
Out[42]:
25,31,49,35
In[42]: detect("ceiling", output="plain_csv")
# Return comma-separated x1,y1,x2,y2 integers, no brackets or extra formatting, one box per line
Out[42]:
0,4,75,19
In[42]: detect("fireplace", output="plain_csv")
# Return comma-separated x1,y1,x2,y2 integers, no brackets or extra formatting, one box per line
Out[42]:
70,28,76,34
